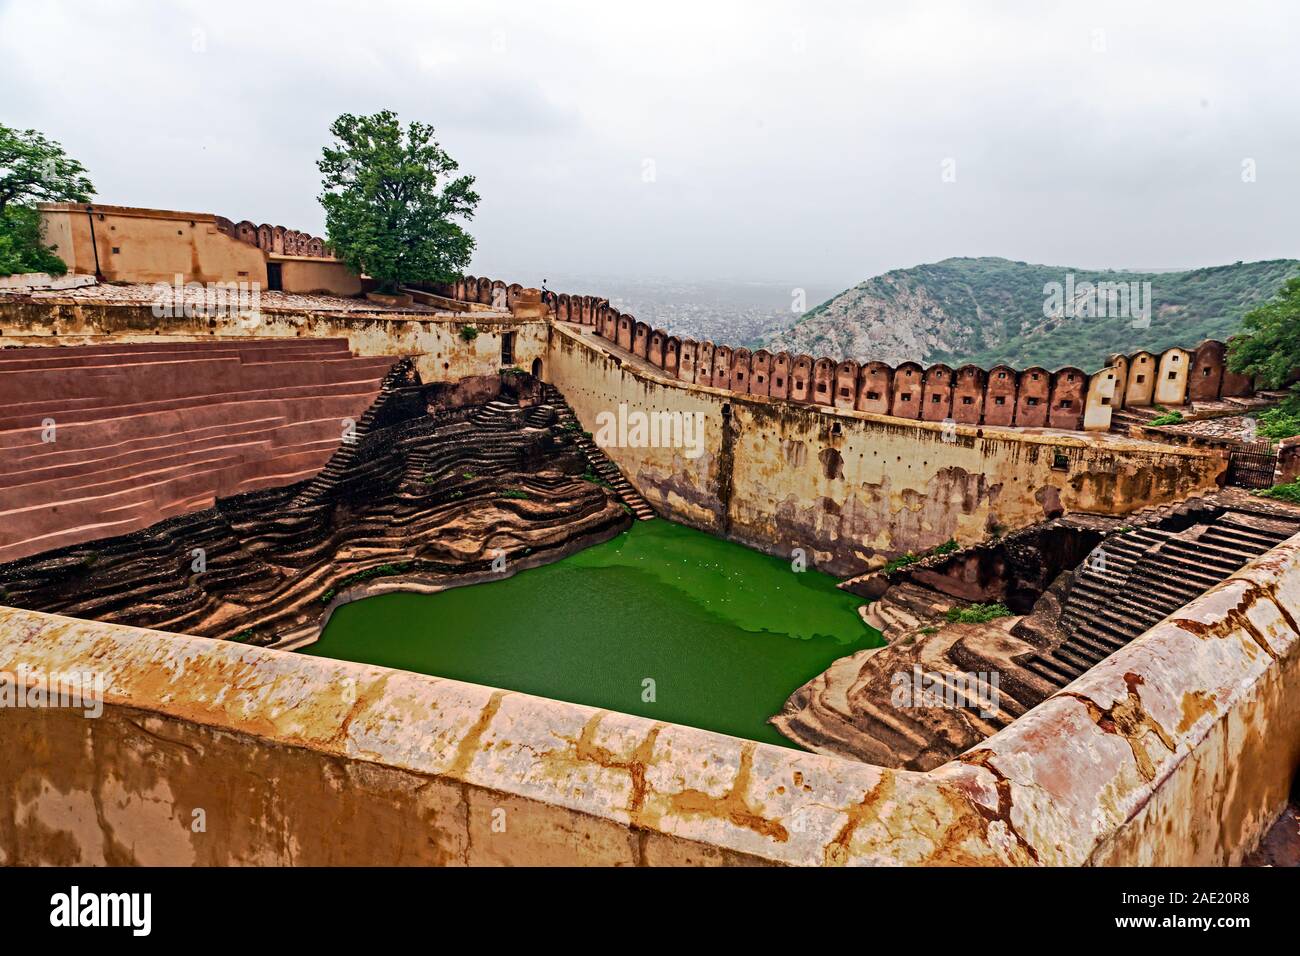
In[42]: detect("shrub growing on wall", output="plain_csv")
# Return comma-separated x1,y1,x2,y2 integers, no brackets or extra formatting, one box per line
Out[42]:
317,110,480,294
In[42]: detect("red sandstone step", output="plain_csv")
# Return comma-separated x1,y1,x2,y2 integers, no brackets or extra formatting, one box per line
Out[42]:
0,358,388,406
0,397,106,421
0,337,350,359
0,377,386,434
227,450,341,494
0,516,149,563
0,448,325,552
0,430,345,521
0,343,354,373
0,377,387,434
0,434,287,503
0,355,391,409
0,417,287,477
0,391,381,454
4,426,347,502
0,340,397,563
0,447,276,514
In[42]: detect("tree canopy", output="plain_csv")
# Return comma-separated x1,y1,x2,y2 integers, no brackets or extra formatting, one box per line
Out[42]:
0,123,94,275
0,124,94,215
1227,275,1300,440
1227,276,1300,389
0,206,68,275
317,111,479,293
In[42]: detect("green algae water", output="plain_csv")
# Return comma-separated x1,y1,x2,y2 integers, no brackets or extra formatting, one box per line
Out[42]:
302,521,883,748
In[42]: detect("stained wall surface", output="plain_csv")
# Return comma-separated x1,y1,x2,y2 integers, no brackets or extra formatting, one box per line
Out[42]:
41,204,270,286
546,324,1223,575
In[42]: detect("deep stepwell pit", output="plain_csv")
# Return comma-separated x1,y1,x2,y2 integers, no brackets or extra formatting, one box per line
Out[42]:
301,520,883,747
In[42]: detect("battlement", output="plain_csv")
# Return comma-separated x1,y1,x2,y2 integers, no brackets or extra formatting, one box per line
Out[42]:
450,275,1258,433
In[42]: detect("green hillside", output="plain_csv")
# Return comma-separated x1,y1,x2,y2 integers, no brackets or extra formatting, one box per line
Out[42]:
773,257,1300,371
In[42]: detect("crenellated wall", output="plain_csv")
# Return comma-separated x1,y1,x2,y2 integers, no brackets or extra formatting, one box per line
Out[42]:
545,322,1223,575
213,215,330,259
454,275,1254,433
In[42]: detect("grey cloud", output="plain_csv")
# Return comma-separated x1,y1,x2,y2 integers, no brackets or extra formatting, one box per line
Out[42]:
0,0,1296,288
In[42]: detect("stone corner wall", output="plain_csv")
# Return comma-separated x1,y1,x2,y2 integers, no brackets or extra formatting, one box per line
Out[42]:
958,529,1300,865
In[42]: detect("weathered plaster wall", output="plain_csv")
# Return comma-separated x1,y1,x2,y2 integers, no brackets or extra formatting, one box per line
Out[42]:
39,204,270,286
975,534,1300,866
274,257,364,296
0,607,1006,867
2,528,1298,866
547,324,1225,575
0,300,548,385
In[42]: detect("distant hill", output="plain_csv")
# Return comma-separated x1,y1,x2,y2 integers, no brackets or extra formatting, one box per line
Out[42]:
759,257,1300,371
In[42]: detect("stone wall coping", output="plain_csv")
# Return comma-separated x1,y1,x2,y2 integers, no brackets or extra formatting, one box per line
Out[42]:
0,296,517,323
38,201,219,222
266,253,347,264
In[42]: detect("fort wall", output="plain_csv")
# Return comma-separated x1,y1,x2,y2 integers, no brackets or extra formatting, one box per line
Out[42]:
0,296,1229,573
546,323,1223,574
40,204,270,287
0,298,548,386
38,204,357,295
24,201,1261,429
3,525,1297,866
451,274,1257,434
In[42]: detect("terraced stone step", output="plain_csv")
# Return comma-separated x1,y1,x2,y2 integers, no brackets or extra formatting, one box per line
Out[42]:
542,384,656,520
0,340,392,562
0,377,387,435
1026,506,1300,691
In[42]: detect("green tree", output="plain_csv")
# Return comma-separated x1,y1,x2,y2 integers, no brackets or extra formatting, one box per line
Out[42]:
0,206,68,275
1230,276,1300,438
1228,276,1300,389
0,124,94,215
0,124,94,276
317,111,479,293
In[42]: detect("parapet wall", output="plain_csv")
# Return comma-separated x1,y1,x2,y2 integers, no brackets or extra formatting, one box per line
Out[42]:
0,297,549,387
211,214,330,259
3,526,1297,865
454,275,1256,432
39,204,269,287
546,322,1223,574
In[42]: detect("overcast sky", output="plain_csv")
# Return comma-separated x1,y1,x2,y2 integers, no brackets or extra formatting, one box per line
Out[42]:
1,0,1296,290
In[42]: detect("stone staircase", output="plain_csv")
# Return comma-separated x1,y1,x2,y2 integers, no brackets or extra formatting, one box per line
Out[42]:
1109,406,1166,432
1023,506,1300,687
0,339,392,562
292,358,420,506
0,374,630,645
541,384,655,520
